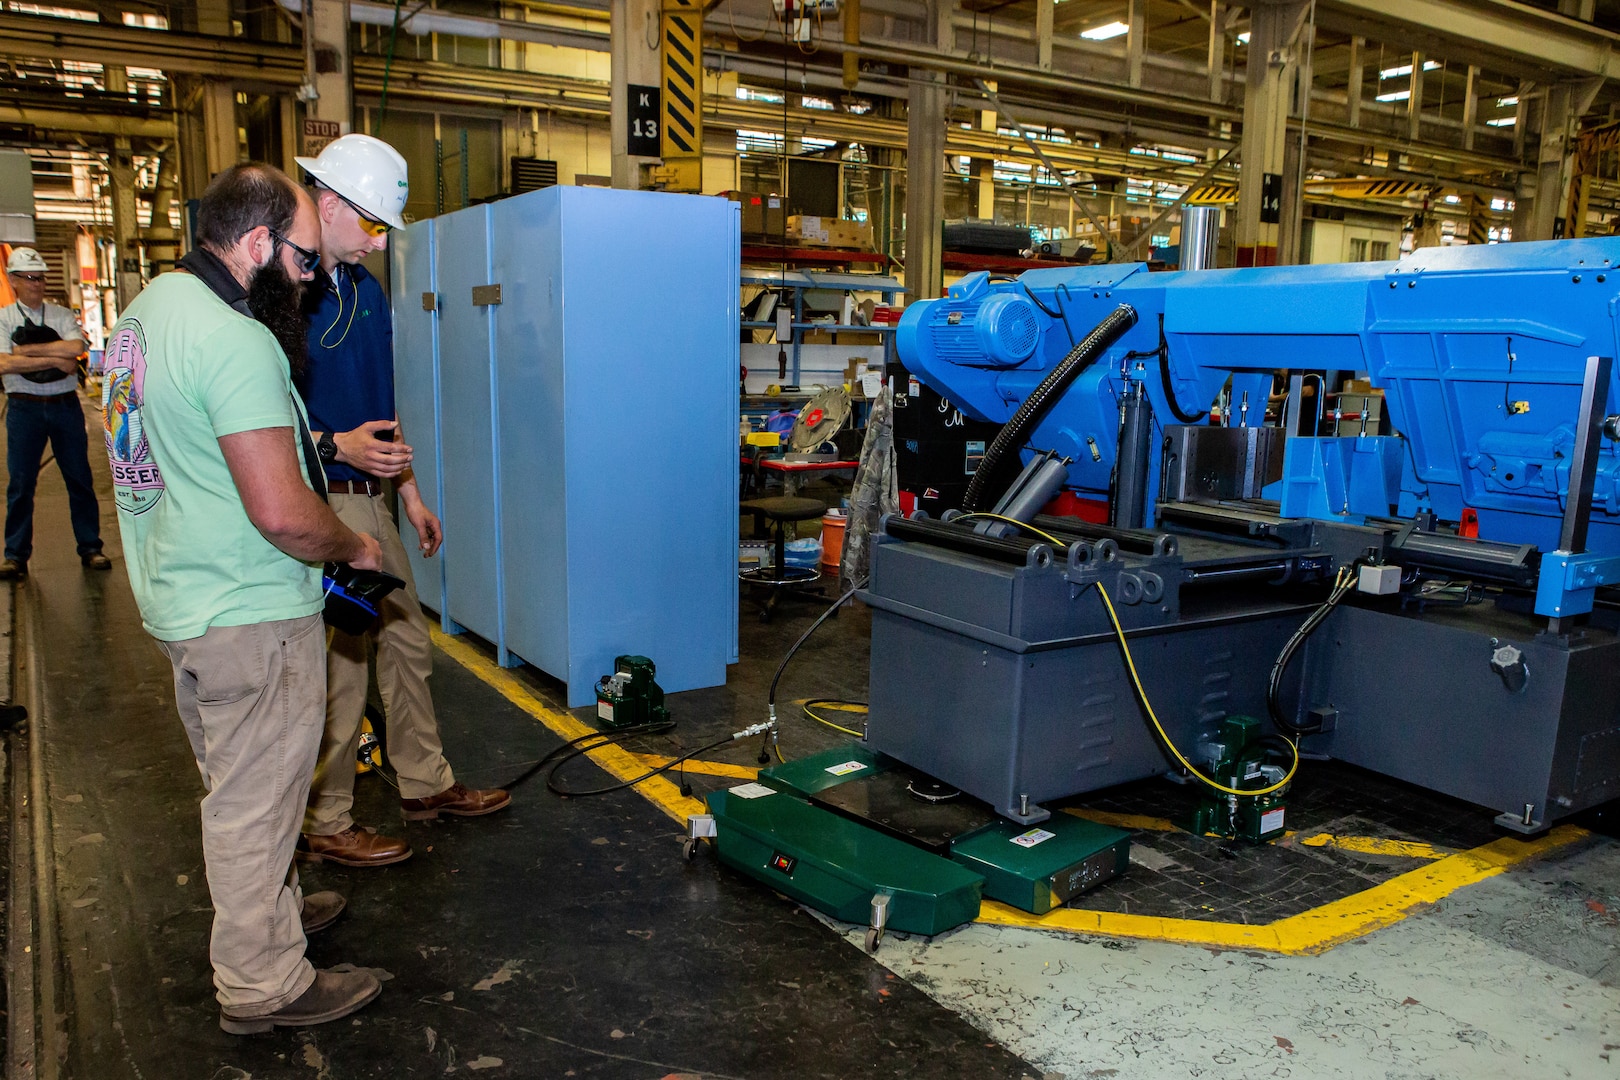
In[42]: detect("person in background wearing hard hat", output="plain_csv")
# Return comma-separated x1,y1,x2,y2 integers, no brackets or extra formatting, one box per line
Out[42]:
293,134,509,870
0,247,110,578
103,164,385,1034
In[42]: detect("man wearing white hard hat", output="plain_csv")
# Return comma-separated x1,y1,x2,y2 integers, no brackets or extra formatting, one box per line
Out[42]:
292,134,509,871
0,246,110,578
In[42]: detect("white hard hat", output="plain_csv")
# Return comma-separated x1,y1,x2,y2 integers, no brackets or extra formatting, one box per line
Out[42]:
296,134,409,230
6,247,48,274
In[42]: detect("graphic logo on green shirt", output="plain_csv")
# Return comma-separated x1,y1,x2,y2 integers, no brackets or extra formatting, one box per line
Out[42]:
103,319,166,515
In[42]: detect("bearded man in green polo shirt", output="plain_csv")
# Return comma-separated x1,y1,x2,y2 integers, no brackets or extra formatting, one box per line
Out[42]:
104,162,385,1035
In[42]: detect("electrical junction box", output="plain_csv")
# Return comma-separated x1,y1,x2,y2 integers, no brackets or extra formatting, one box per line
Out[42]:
950,814,1130,915
1358,563,1402,595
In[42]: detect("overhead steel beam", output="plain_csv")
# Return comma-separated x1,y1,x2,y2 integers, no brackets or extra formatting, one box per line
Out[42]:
0,13,303,82
1315,0,1620,82
0,103,176,139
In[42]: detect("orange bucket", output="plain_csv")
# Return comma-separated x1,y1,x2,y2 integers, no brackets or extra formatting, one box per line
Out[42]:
820,511,847,569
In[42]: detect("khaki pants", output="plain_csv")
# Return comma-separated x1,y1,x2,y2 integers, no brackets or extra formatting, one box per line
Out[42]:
304,492,453,835
159,614,324,1015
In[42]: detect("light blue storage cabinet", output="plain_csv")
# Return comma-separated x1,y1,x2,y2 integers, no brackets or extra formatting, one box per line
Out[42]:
389,219,446,619
392,186,739,706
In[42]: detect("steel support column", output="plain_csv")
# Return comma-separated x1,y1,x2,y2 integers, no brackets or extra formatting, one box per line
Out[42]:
1528,81,1576,240
308,0,353,136
109,137,142,312
1036,0,1054,71
1235,0,1308,267
976,86,996,220
905,0,951,303
610,0,660,188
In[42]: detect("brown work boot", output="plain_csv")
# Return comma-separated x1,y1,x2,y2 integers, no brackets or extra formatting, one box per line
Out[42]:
400,781,511,821
300,891,346,935
219,967,382,1035
296,825,412,867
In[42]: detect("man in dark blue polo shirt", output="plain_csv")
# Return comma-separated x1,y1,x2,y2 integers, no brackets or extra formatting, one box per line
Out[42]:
293,135,509,869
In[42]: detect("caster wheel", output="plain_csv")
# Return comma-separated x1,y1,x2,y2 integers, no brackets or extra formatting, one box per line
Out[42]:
864,928,881,953
682,838,700,861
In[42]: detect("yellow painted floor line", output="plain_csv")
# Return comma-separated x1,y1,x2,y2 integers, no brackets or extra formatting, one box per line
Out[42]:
1064,807,1180,833
630,753,759,781
978,825,1588,954
432,630,704,823
434,630,1589,955
1298,833,1450,860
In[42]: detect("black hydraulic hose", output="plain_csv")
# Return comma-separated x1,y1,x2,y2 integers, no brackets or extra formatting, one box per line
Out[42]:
1147,314,1207,424
1267,570,1357,735
962,303,1139,512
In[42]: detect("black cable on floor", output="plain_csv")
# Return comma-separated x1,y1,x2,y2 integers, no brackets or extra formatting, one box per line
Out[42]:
545,729,740,798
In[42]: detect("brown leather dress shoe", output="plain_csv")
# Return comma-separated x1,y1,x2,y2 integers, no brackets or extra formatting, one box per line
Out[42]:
81,552,112,570
220,967,381,1035
400,781,512,821
297,826,412,867
300,890,346,935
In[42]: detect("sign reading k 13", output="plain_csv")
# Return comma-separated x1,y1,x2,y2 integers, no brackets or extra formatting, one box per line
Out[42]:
627,84,661,157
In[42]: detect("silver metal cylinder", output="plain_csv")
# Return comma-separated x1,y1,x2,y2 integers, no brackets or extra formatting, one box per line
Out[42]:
1180,206,1221,271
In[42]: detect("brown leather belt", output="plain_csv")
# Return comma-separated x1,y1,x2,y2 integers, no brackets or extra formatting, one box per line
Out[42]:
327,479,385,496
7,391,76,402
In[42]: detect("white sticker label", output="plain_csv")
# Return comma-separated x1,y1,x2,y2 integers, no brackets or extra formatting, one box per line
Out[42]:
1259,808,1285,834
824,761,868,776
729,783,776,799
596,700,614,723
1011,828,1057,848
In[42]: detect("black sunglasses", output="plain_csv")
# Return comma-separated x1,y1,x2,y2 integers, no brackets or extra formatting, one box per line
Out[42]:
268,229,321,274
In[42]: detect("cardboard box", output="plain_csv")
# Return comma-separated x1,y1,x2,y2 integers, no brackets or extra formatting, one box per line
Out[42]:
829,219,873,250
802,329,835,344
836,331,883,346
788,214,831,246
724,191,785,238
787,215,873,250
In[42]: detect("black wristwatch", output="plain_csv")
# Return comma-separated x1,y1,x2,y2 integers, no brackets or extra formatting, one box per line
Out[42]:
316,431,338,465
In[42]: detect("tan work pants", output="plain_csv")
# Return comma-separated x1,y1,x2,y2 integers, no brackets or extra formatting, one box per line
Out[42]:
304,491,454,835
159,614,324,1015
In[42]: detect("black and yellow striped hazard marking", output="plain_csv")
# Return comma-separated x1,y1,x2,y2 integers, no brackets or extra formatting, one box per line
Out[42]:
660,0,702,159
435,627,1586,956
1188,183,1239,206
1306,178,1430,199
1189,178,1433,208
1467,194,1492,245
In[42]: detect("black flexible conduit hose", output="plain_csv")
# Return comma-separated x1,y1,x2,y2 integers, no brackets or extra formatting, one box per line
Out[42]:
962,303,1139,512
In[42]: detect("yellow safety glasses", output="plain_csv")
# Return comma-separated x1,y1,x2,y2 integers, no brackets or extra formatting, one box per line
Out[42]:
336,190,391,237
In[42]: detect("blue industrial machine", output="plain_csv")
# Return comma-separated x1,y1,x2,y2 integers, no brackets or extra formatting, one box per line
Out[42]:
866,239,1620,835
392,186,740,705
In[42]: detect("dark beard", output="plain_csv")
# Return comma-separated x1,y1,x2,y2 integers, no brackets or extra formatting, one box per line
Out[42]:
246,257,309,379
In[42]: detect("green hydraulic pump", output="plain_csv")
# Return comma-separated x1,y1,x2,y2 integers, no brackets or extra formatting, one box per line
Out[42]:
1186,715,1291,843
594,656,671,729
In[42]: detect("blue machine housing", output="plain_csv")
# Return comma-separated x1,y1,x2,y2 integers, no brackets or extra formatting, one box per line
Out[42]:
897,240,1620,615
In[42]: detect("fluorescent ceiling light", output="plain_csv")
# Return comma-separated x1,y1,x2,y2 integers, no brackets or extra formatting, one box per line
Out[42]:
1486,117,1516,127
1236,31,1250,45
1379,61,1441,78
1444,194,1460,204
1497,96,1519,107
1081,20,1129,40
1375,90,1411,102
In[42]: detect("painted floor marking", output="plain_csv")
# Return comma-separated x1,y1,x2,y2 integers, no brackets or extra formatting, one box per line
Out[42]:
1298,833,1450,860
433,630,705,823
435,629,1590,955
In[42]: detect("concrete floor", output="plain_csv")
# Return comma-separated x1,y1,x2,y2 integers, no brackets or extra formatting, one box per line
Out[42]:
9,394,1620,1079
